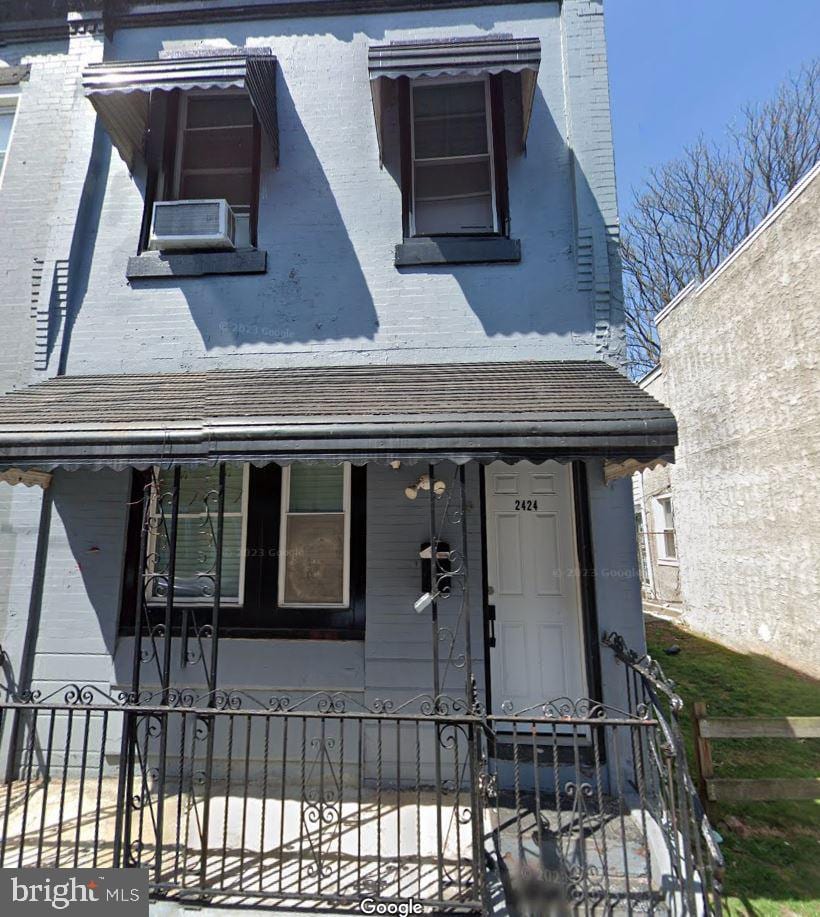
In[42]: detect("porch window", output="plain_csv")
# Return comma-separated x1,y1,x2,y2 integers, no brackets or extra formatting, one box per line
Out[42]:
149,464,249,603
410,79,497,235
123,463,365,639
655,495,678,563
278,464,351,607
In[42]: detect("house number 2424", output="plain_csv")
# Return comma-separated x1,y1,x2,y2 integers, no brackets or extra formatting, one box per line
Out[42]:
514,500,539,511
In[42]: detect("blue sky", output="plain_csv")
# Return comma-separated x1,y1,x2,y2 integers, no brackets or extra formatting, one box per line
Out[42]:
606,1,820,222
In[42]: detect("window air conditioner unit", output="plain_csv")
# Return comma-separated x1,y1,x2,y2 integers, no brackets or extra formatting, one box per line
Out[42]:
149,199,236,252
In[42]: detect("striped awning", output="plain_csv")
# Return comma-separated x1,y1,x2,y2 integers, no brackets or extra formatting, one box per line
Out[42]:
368,35,541,161
82,50,278,170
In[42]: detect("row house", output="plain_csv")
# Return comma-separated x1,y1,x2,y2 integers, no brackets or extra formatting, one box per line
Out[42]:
0,1,719,912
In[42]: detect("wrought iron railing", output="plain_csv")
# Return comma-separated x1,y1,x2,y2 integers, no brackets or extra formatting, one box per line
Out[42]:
0,639,722,913
0,688,484,911
603,632,725,915
486,701,667,912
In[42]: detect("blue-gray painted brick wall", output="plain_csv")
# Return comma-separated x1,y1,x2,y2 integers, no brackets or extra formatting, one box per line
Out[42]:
41,1,624,376
0,1,639,725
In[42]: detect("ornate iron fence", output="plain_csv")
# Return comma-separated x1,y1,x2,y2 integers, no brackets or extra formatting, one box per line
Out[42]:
0,688,484,911
0,669,722,914
604,632,725,915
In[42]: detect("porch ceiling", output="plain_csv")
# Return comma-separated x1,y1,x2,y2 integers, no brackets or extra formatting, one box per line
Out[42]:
0,360,676,470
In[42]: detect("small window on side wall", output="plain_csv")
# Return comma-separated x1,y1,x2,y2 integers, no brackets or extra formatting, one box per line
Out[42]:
401,75,509,239
655,495,678,563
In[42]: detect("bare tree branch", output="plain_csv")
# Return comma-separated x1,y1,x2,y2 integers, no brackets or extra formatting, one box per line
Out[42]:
622,59,819,375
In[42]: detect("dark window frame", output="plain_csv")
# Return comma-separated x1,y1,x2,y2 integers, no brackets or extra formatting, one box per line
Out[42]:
137,89,262,255
119,464,366,640
397,73,510,241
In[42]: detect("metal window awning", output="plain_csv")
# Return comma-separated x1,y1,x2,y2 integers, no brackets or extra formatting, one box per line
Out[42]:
82,50,279,171
367,35,541,162
0,361,676,474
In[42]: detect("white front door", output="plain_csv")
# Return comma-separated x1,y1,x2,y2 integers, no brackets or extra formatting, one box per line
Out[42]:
485,461,587,713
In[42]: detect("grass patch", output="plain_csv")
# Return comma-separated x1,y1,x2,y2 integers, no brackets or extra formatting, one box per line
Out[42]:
645,618,820,915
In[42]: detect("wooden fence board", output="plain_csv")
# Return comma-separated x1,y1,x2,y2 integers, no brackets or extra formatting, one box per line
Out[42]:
707,777,820,802
700,716,820,740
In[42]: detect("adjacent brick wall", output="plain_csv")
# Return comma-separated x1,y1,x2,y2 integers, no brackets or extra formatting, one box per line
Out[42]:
657,168,820,677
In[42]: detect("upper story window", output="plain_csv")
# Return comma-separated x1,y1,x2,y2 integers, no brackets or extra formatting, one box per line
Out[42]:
634,510,650,585
368,36,540,264
410,79,497,236
0,96,18,186
166,93,259,247
82,51,278,262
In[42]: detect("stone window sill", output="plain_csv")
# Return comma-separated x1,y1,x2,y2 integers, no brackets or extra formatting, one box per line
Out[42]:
126,248,267,280
395,236,521,267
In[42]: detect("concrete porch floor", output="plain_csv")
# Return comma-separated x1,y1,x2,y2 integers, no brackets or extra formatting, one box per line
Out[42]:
1,778,670,913
489,793,667,915
0,777,477,908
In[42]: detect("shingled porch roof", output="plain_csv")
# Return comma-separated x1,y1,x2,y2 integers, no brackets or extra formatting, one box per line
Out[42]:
0,360,676,471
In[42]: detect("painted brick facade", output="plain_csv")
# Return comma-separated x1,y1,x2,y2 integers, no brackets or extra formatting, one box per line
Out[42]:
0,1,643,718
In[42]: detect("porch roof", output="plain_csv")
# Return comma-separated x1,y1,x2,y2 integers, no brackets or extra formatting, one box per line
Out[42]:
0,360,676,471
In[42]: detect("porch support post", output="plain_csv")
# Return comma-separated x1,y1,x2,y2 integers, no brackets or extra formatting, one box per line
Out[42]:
160,467,181,700
427,461,441,700
207,462,226,696
114,474,153,867
128,477,152,699
427,461,445,901
458,464,474,704
198,462,225,890
153,466,180,884
2,488,53,783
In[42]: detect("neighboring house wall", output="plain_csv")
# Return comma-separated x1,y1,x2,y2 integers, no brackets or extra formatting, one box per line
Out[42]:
0,22,105,665
654,164,820,676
